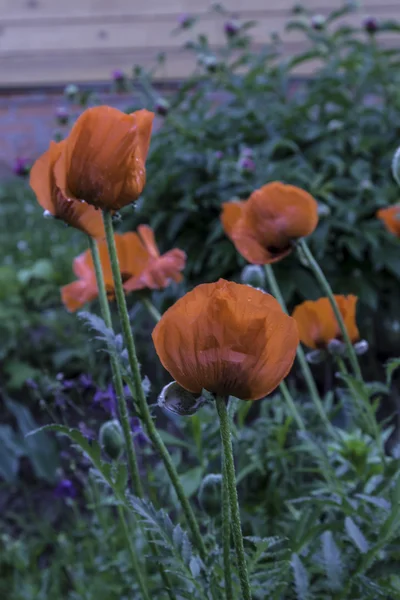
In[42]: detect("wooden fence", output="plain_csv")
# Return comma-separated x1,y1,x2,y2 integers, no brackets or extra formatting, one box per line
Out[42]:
0,0,399,88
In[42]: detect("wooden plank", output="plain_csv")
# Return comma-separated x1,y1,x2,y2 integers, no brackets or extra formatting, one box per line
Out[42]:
0,0,398,22
1,8,399,55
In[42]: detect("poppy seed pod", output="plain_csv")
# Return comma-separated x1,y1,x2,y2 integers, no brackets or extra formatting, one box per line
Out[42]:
99,420,124,460
391,145,400,187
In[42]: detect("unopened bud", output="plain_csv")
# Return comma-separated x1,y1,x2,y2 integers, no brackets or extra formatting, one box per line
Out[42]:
99,420,124,460
203,55,218,72
363,16,379,35
224,19,240,37
55,106,69,126
240,265,265,289
64,84,79,101
354,340,369,355
317,202,331,217
306,349,327,364
155,97,170,117
327,338,346,356
311,14,326,30
158,381,206,416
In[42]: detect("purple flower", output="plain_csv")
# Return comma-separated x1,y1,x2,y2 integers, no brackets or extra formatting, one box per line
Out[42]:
62,379,74,390
93,384,117,417
238,156,256,172
54,394,67,409
130,417,149,447
79,374,93,390
214,150,224,160
155,98,169,117
25,378,38,390
112,69,125,82
363,16,378,34
13,157,31,177
178,13,193,28
224,19,240,37
54,478,77,499
241,147,254,158
78,422,96,440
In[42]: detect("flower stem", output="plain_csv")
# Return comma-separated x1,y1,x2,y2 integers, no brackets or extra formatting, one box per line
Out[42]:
118,506,151,600
88,236,143,497
279,380,306,431
89,236,175,600
297,239,363,381
216,396,252,600
264,264,335,436
141,296,162,322
222,458,233,600
102,211,207,562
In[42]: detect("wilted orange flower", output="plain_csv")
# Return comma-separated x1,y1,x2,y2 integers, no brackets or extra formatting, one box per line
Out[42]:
377,205,400,237
123,225,186,292
54,106,154,211
221,182,318,264
61,228,185,312
30,140,105,239
152,279,299,401
292,295,359,350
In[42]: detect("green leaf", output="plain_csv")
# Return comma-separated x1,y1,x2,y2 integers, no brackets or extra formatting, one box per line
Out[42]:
385,357,400,385
180,467,203,498
0,425,25,482
291,553,310,600
345,517,369,553
321,531,343,591
7,400,60,484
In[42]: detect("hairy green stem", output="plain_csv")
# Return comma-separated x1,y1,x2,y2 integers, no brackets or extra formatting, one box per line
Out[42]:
264,264,334,435
216,396,252,600
222,458,234,600
297,239,362,380
89,236,175,599
89,236,143,496
141,296,162,322
102,211,207,561
118,506,151,600
279,380,306,431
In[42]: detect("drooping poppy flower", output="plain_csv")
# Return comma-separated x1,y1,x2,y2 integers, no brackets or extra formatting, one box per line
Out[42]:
61,228,185,312
152,279,299,401
221,182,318,264
292,295,359,350
123,225,186,292
54,106,154,211
30,140,105,239
377,205,400,238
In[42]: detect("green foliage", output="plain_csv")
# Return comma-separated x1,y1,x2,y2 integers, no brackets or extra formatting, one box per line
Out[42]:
125,2,400,352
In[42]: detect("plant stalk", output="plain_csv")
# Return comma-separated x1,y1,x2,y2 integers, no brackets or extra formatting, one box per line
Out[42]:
297,239,362,380
102,210,207,562
216,395,252,600
141,296,162,322
264,264,335,436
222,458,234,600
118,506,152,600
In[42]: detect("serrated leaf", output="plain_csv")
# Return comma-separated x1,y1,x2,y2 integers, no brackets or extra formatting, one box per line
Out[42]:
345,517,369,553
321,531,343,590
291,553,310,600
385,358,400,386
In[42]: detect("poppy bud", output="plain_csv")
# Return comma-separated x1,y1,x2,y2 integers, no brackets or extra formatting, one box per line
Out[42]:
363,16,379,34
203,55,218,72
158,381,206,416
327,339,346,356
112,69,125,83
99,420,124,460
13,157,31,177
354,340,369,355
55,106,69,126
311,15,326,30
155,97,170,117
305,349,327,364
64,84,79,101
392,146,400,187
317,202,331,217
240,265,266,289
178,13,194,29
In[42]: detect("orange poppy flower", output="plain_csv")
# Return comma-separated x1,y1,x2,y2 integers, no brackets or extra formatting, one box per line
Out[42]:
292,295,359,350
62,228,185,312
377,205,400,237
30,140,105,239
54,106,154,211
221,182,318,264
123,225,186,292
152,279,299,401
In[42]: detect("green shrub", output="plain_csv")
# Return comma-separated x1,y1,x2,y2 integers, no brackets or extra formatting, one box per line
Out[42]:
125,3,400,353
